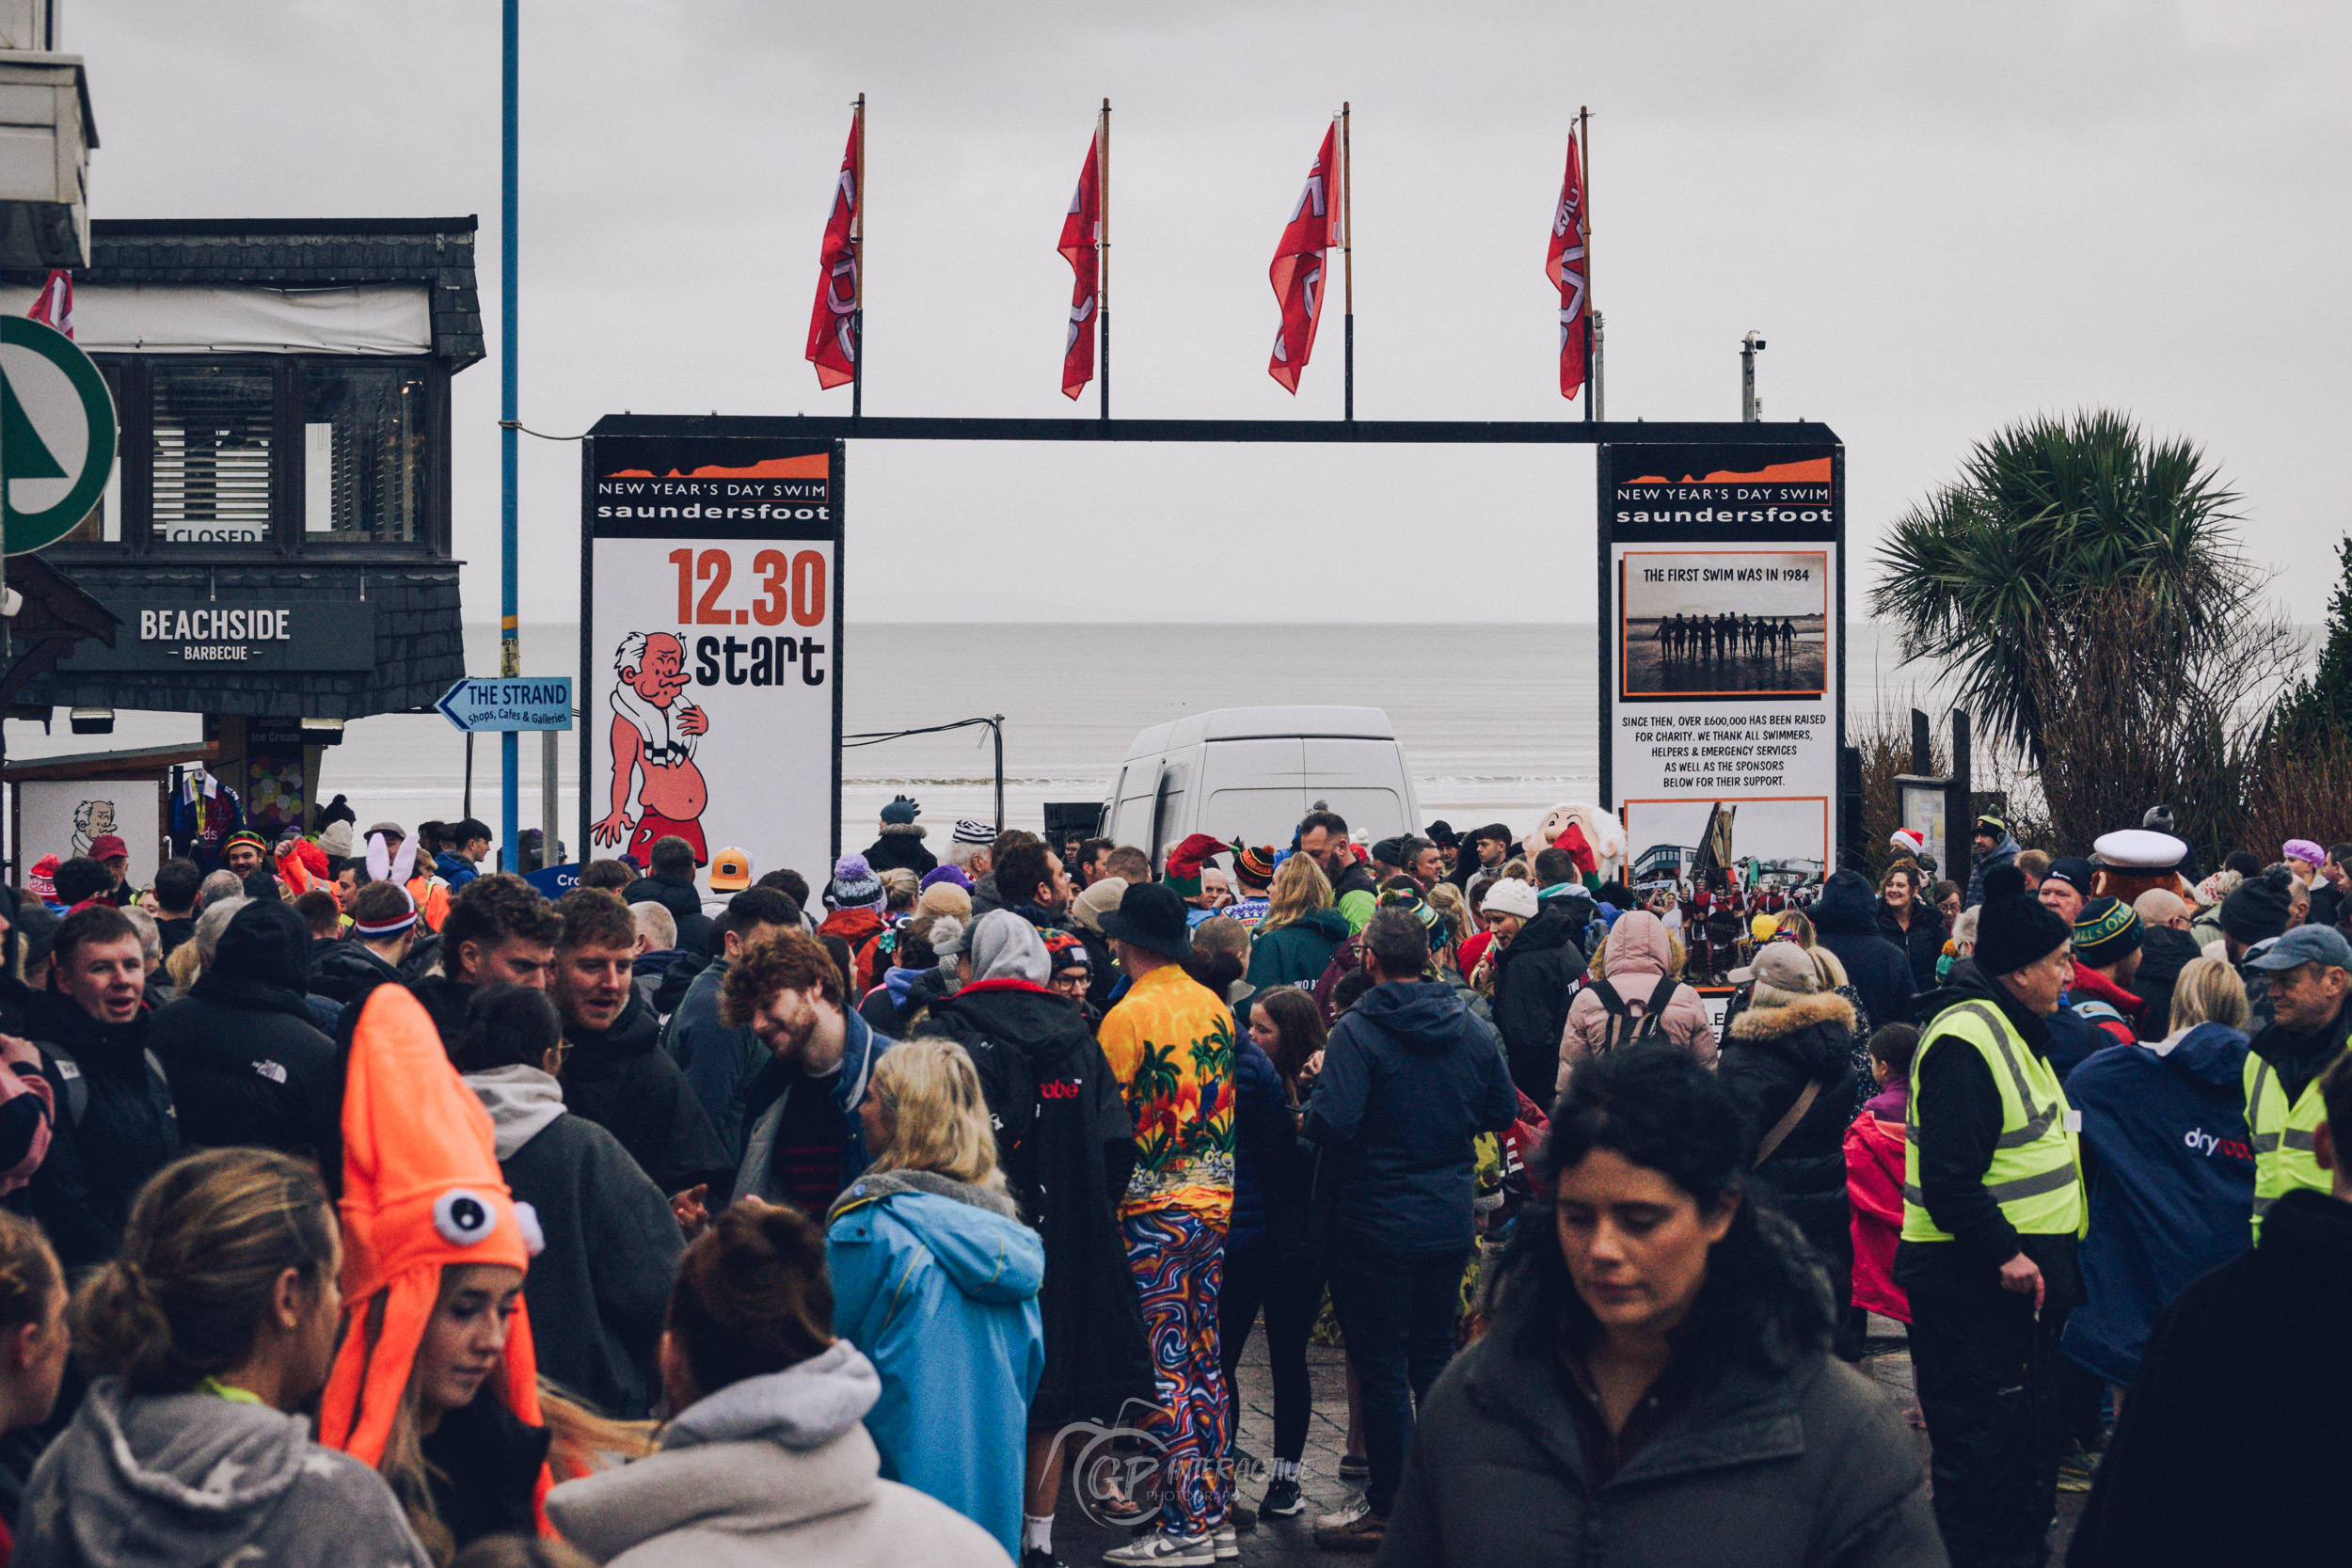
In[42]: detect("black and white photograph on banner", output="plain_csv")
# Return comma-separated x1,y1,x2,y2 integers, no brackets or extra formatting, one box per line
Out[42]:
1619,549,1829,697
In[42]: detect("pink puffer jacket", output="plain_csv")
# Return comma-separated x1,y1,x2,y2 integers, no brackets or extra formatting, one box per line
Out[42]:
1558,910,1717,1093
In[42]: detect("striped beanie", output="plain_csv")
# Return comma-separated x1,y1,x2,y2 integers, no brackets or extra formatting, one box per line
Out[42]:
2072,895,2141,971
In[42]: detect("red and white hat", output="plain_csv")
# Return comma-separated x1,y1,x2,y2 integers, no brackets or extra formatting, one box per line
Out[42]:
1888,828,1927,860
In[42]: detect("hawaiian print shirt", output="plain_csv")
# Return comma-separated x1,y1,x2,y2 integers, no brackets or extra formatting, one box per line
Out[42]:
1097,960,1236,1223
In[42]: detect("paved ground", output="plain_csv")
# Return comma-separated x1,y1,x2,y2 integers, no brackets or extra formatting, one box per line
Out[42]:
1051,1316,2086,1564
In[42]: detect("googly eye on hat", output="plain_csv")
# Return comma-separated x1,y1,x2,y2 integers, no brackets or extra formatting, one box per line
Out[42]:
512,1200,545,1257
433,1188,499,1246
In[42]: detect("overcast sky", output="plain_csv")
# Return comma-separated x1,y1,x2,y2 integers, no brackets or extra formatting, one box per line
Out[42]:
72,0,2352,626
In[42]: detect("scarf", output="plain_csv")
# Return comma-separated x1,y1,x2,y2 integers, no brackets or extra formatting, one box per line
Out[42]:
611,679,700,767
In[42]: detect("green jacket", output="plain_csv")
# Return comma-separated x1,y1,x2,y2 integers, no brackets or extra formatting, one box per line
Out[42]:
1246,909,1350,989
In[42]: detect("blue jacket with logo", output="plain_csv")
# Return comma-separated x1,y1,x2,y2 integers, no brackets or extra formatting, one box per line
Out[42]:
2060,1022,2255,1386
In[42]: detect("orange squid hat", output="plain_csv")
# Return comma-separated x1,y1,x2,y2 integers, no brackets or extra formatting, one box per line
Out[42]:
320,984,550,1515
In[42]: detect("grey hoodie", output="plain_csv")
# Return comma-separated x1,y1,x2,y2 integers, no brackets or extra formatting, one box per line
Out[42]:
547,1340,1009,1568
13,1377,430,1568
466,1062,566,1160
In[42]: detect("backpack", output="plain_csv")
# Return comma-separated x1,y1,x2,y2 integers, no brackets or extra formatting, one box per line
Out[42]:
1585,974,1683,1055
43,1040,173,1132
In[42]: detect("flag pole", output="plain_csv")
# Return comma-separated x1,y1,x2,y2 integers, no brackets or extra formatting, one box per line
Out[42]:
1341,102,1354,423
851,92,866,420
1099,97,1111,421
1579,105,1592,424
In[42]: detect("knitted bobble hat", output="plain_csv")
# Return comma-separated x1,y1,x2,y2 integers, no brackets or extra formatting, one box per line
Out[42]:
1972,864,2072,977
2072,895,2142,971
829,853,886,912
321,986,549,1516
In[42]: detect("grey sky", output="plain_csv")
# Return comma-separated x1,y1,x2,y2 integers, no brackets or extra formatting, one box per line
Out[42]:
72,0,2351,625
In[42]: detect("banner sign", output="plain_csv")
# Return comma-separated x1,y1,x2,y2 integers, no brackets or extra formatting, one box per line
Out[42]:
580,435,842,886
1597,442,1843,903
57,598,377,672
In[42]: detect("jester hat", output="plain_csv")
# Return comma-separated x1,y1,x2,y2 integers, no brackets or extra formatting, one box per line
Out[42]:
320,984,548,1479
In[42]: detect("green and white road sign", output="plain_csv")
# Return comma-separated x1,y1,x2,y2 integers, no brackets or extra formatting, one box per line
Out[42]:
1,315,118,556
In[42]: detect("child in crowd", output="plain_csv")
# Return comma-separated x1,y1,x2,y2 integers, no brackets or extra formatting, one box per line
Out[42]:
1845,1022,1918,1331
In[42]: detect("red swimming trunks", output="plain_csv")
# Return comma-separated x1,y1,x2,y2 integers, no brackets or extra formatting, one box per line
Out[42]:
627,812,707,866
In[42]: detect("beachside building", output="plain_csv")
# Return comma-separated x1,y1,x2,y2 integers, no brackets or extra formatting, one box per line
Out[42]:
2,215,482,841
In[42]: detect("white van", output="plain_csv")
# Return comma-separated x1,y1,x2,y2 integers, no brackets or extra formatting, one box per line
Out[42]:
1102,705,1422,864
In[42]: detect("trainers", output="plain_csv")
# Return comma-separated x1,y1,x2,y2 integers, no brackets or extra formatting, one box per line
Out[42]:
1261,1478,1306,1517
1228,1502,1256,1531
1338,1454,1370,1481
1314,1495,1371,1531
1101,1531,1215,1567
2058,1439,2096,1494
1313,1509,1386,1553
1212,1526,1238,1560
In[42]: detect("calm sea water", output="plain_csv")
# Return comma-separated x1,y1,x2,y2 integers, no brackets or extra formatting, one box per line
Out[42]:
6,621,1949,868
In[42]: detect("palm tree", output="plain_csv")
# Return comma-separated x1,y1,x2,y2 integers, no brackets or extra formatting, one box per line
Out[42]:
1869,410,2246,764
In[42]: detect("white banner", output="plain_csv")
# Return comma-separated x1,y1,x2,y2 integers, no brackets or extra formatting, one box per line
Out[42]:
582,439,841,895
14,779,163,891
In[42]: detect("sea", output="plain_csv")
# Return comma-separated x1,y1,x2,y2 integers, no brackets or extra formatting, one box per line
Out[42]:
6,621,1952,864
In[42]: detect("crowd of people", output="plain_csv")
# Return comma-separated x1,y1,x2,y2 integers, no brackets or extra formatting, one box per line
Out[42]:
0,796,2336,1567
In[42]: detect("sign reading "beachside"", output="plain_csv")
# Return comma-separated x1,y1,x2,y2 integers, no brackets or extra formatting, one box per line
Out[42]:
60,599,378,672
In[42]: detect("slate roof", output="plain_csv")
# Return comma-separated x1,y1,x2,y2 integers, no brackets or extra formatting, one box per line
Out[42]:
7,217,485,367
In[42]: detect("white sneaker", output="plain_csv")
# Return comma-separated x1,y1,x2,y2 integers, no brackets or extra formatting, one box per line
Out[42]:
1314,1495,1371,1531
1101,1530,1215,1567
1212,1525,1238,1560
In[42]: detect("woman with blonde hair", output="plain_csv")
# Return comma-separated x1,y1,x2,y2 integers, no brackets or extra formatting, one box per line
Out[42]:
1247,854,1348,988
18,1147,433,1564
2059,955,2255,1394
830,1036,1045,1557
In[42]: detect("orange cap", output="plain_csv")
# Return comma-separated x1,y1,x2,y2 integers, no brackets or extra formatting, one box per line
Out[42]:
710,846,753,892
319,985,549,1517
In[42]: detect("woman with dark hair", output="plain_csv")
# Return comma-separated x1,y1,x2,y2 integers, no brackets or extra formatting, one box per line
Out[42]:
546,1198,1003,1566
1380,1048,1942,1565
1222,987,1326,1518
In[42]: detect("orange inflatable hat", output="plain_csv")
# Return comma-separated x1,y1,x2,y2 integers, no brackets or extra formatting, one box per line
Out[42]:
319,984,550,1516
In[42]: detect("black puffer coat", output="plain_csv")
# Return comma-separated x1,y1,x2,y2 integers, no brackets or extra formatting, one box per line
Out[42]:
1719,989,1859,1291
919,978,1152,1427
1873,899,1947,991
1490,898,1588,1104
310,937,405,1006
622,874,712,957
1812,872,1914,1038
2128,925,2204,1042
150,900,342,1165
18,990,179,1267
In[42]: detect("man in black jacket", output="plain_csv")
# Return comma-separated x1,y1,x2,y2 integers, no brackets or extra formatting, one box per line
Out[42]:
1813,868,1913,1033
454,983,682,1420
669,887,802,1160
1305,909,1518,1552
149,899,340,1166
1900,867,2086,1568
551,888,731,1206
622,834,713,956
16,906,180,1266
1488,848,1588,1103
312,880,420,1006
2069,1050,2352,1566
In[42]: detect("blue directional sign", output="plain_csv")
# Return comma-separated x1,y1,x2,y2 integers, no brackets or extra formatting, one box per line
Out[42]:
437,676,574,733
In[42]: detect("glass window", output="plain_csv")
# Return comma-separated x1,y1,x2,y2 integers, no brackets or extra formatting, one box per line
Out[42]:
302,363,425,543
151,365,274,545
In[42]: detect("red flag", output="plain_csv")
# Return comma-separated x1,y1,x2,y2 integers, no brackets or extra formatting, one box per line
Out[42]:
1267,124,1337,393
1058,133,1101,400
1547,133,1588,400
25,268,71,339
804,115,860,391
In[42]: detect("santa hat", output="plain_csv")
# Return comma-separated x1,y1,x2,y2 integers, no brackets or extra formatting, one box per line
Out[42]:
1163,833,1225,898
1888,828,1927,860
320,986,550,1519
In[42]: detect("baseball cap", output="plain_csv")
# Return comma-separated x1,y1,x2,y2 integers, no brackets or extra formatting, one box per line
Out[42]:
87,833,129,862
2247,924,2352,973
1730,941,1820,993
709,846,752,892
